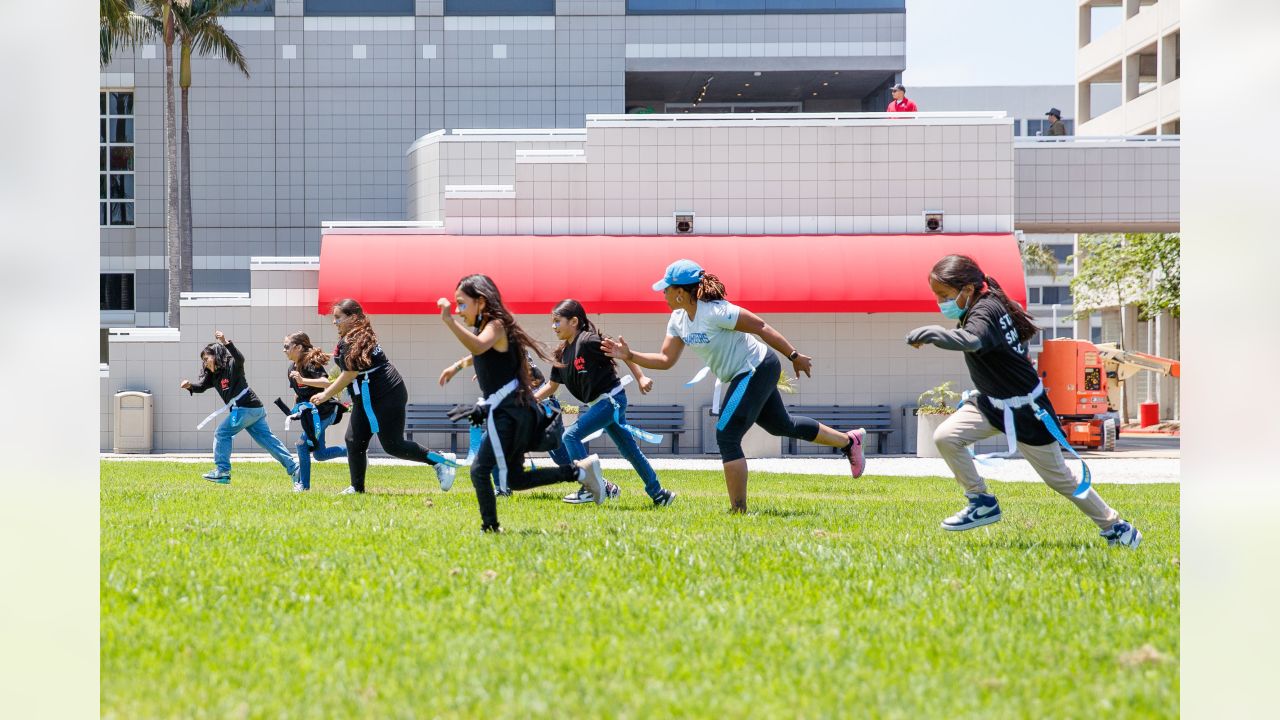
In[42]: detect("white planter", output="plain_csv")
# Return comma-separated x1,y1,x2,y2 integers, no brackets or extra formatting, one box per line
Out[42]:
915,412,952,458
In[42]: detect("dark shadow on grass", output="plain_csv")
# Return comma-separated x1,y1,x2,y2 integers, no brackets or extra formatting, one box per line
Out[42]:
753,507,819,519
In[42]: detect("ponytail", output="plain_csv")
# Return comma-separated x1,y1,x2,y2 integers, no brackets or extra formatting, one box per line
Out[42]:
673,271,727,302
983,274,1038,343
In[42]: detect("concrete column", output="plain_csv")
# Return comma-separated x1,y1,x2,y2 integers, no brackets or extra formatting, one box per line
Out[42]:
1123,52,1141,102
1121,304,1140,420
1124,0,1139,19
1157,310,1178,420
1079,2,1093,48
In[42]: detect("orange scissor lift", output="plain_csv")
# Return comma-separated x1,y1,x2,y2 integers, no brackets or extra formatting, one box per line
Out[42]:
1036,338,1181,450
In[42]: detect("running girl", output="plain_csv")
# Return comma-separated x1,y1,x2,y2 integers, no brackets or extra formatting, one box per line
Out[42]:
308,299,456,495
534,298,675,507
181,330,298,485
602,259,866,513
439,275,607,532
281,331,348,492
905,254,1142,547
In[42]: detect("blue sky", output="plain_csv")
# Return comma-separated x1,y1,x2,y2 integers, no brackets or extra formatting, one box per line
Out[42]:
903,0,1080,87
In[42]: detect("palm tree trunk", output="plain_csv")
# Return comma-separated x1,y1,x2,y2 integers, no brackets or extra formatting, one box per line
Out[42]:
180,40,194,296
163,4,181,328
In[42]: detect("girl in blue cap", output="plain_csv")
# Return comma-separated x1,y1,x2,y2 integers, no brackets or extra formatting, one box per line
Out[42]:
603,259,866,513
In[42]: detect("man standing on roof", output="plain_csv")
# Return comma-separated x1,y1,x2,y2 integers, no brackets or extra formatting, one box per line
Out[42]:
886,83,917,113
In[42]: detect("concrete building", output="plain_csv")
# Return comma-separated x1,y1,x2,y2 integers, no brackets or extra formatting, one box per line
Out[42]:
100,0,908,331
1076,0,1180,135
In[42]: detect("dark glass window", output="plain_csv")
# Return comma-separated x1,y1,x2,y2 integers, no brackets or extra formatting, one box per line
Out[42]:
1050,244,1072,263
101,274,135,311
627,0,904,14
227,0,274,15
304,0,414,15
100,91,134,227
445,0,556,13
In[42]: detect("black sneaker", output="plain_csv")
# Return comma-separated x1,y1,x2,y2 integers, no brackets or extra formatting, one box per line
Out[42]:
940,493,1002,531
1100,520,1142,549
653,488,676,507
604,482,621,501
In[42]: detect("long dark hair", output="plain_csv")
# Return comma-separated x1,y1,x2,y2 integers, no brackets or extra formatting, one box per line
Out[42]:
929,254,1038,343
551,298,606,364
332,298,378,370
672,272,727,302
199,343,233,375
457,274,550,396
287,331,331,373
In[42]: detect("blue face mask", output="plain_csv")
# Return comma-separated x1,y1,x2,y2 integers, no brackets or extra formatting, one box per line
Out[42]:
938,291,969,320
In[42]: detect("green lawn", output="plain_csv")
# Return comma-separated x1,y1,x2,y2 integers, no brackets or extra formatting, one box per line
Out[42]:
101,461,1179,719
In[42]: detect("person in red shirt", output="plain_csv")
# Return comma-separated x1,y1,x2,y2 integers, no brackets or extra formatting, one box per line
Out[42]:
886,83,918,113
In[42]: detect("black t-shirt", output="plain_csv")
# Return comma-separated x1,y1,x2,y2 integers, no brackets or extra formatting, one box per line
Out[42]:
188,341,262,408
961,294,1058,446
473,341,523,399
333,339,402,399
549,331,620,403
288,361,340,419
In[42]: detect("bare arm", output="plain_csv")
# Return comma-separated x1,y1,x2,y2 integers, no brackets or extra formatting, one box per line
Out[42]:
733,308,813,378
438,353,473,386
623,358,654,394
308,370,359,406
602,334,685,371
439,301,503,355
534,380,560,402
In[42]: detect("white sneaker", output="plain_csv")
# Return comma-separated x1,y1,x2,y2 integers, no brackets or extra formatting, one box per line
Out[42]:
338,486,359,495
292,481,305,493
563,485,595,504
575,454,606,505
435,452,458,492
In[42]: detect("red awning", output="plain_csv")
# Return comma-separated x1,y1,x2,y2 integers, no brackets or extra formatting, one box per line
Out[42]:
317,233,1025,315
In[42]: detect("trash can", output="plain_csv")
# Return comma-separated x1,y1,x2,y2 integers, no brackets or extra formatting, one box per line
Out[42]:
113,390,153,453
900,405,919,455
1139,402,1160,428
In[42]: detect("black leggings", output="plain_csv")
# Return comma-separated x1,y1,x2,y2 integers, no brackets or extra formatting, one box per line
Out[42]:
345,379,435,492
471,399,577,529
715,352,820,463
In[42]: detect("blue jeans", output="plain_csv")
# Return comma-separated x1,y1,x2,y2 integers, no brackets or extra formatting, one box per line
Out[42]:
562,392,661,499
213,405,298,477
296,411,347,489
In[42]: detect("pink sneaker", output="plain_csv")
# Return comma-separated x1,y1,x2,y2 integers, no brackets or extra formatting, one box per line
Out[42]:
842,428,866,478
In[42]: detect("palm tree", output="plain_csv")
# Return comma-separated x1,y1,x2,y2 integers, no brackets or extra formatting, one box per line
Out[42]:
100,0,152,66
173,1,250,300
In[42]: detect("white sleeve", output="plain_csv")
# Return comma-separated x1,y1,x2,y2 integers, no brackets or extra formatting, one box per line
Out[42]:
711,301,741,330
665,311,681,339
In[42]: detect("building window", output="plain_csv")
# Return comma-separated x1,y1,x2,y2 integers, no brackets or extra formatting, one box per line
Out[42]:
1050,244,1073,264
101,273,135,311
227,0,274,14
1039,286,1073,305
626,0,905,14
304,0,413,15
445,0,556,14
100,90,134,227
1090,326,1102,343
1028,287,1041,304
1027,118,1075,136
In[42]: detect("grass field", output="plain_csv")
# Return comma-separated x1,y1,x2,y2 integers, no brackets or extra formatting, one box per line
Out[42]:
101,460,1179,719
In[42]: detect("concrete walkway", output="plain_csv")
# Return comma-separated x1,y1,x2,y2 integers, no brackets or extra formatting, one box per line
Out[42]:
102,452,1179,484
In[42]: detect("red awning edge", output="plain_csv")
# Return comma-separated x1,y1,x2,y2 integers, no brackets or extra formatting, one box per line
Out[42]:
317,233,1026,315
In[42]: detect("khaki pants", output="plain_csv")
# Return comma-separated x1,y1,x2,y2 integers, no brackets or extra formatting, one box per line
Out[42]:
933,404,1119,530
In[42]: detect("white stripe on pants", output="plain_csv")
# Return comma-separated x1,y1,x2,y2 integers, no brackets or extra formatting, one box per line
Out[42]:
933,403,1120,530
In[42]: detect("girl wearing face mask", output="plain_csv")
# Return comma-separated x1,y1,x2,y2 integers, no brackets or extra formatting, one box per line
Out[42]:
281,331,348,492
309,299,457,495
180,329,298,486
905,254,1142,548
533,298,674,507
602,259,866,515
440,275,608,533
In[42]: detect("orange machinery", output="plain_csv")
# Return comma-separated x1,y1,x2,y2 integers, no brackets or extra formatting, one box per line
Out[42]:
1037,338,1181,450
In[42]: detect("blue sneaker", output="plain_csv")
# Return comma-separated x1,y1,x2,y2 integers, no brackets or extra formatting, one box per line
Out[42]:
1101,520,1142,549
202,469,230,485
941,493,1001,531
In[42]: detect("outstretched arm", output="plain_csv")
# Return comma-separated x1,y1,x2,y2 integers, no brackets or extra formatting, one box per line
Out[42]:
602,334,685,371
905,325,982,352
733,308,813,378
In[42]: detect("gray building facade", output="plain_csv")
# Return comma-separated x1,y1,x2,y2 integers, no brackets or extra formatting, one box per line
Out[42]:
100,0,907,330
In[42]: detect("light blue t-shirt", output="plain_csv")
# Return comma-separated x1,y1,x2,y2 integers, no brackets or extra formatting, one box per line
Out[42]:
666,300,768,382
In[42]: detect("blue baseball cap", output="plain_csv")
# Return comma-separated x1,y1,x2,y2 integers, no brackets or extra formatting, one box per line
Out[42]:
652,259,704,291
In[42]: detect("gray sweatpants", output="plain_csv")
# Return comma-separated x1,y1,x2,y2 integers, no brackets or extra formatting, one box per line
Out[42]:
933,404,1120,530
